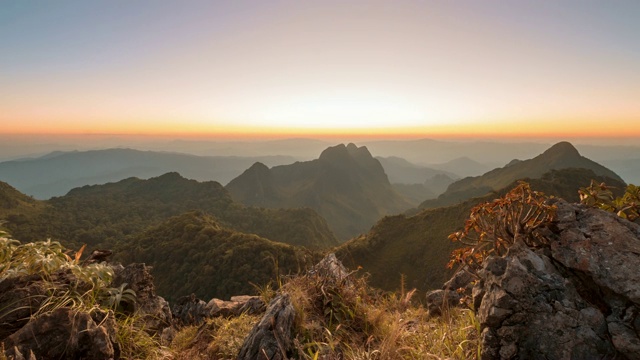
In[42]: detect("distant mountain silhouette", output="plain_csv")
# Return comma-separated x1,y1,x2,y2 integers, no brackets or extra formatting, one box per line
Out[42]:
4,173,338,250
337,167,626,293
420,141,624,209
116,211,321,302
0,148,296,199
226,143,412,240
428,156,492,178
375,156,458,184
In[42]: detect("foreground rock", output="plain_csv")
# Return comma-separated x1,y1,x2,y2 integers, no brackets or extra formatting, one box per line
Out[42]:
474,199,640,359
425,269,474,316
172,294,266,327
0,271,72,341
236,293,296,360
112,263,172,334
237,253,348,359
3,307,119,359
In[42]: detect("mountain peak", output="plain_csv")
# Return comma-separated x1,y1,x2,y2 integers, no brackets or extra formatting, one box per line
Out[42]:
247,162,270,172
319,143,374,163
154,172,186,182
542,141,581,158
319,144,348,161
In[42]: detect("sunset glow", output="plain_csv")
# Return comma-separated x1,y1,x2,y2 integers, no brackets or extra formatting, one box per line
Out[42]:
1,1,639,139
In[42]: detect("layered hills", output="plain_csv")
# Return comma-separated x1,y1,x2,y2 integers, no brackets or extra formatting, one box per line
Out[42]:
421,142,623,209
375,156,458,184
2,173,338,250
226,143,412,240
0,148,296,199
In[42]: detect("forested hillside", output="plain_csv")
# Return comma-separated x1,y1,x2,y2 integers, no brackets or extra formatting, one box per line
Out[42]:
227,143,412,239
2,173,338,250
116,211,322,301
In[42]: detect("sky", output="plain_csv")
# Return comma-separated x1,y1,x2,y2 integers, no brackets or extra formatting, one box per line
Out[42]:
1,0,639,139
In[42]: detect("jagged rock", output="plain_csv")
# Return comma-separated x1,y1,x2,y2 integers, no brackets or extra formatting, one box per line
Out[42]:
308,253,349,283
3,307,119,360
425,289,461,316
237,293,296,360
426,268,475,316
112,263,172,334
0,270,89,341
236,296,267,315
173,293,208,326
474,199,640,359
206,295,266,318
443,267,475,291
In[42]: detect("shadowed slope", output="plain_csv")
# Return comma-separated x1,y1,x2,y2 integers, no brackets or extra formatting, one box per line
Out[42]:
227,144,412,240
3,173,338,250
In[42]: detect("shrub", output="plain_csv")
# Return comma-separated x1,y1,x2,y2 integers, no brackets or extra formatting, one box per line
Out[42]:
579,180,640,222
448,182,556,273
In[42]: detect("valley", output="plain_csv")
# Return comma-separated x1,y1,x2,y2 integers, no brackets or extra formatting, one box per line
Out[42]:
0,139,630,302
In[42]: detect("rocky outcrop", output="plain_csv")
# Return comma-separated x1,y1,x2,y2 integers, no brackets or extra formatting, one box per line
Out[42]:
0,272,64,341
112,263,172,334
425,268,474,316
308,252,350,282
237,293,296,360
474,199,640,359
173,293,209,326
3,307,119,359
172,294,267,327
207,295,266,318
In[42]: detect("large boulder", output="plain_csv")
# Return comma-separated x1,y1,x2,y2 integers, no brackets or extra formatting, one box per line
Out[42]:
0,269,91,341
3,307,119,359
474,199,640,359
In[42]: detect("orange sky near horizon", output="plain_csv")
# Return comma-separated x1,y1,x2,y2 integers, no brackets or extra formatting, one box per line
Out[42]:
2,1,639,140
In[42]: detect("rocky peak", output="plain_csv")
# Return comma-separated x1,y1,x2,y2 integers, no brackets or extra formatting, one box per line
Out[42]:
319,143,379,171
541,141,581,159
318,144,350,162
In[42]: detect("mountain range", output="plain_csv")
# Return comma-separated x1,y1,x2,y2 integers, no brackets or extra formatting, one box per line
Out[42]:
226,143,413,240
420,142,624,209
0,140,633,302
0,148,296,199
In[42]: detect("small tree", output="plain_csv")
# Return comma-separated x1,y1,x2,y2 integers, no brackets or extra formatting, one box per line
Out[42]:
448,182,556,273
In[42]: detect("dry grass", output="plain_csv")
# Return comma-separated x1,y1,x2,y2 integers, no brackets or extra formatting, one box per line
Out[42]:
170,313,260,360
167,268,479,360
